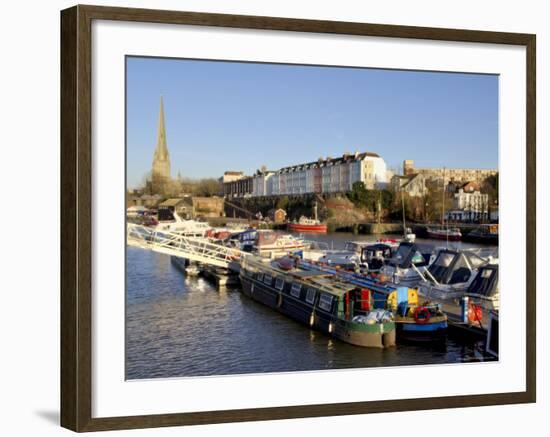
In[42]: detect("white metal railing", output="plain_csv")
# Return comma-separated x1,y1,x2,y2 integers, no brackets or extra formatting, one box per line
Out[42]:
127,223,247,270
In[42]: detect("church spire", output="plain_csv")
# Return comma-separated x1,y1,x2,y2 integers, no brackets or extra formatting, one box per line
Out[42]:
150,96,171,195
154,96,169,160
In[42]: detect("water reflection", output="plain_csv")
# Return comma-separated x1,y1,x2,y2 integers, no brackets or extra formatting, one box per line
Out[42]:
126,235,495,380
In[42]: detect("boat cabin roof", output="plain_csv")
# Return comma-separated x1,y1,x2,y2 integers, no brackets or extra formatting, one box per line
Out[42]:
387,242,429,268
245,257,357,297
427,249,488,285
363,243,393,252
466,264,499,297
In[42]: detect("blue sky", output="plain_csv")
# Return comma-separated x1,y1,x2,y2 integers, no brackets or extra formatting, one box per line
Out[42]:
126,56,498,188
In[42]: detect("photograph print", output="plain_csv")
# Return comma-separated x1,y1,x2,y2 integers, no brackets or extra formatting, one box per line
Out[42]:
125,56,500,380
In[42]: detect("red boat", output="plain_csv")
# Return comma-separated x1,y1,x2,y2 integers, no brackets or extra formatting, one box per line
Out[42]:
427,227,462,241
288,217,327,234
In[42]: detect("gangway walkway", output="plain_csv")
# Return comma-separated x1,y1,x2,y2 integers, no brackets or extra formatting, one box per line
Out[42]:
127,223,247,271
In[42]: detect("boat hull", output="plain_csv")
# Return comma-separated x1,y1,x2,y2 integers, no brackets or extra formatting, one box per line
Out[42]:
427,231,462,241
462,233,499,245
288,223,328,233
395,316,448,342
240,274,395,348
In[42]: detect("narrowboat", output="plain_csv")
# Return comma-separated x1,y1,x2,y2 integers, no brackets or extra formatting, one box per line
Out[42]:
298,259,448,341
377,242,433,287
288,216,328,234
239,257,396,348
385,287,447,341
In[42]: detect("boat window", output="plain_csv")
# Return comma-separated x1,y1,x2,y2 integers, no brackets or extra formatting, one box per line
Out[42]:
306,288,317,304
263,274,272,285
467,267,498,297
393,244,411,262
344,242,357,252
290,283,301,298
275,277,285,291
318,293,334,312
256,272,264,282
434,252,454,267
411,251,425,264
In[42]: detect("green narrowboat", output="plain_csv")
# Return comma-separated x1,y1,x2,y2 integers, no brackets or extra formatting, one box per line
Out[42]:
239,256,396,349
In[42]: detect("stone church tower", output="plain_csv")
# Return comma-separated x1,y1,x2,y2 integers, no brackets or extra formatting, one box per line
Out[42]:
151,96,171,194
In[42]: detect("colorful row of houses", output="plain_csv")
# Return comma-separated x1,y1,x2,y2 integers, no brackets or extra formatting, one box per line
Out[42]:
222,151,389,198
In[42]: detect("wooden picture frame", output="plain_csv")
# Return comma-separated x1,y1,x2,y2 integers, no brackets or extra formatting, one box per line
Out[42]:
60,4,536,432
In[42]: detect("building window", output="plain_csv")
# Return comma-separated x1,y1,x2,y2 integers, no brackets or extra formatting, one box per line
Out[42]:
263,274,272,285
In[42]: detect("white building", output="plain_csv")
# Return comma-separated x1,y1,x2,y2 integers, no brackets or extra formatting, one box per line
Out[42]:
252,170,275,197
268,151,387,196
446,187,489,222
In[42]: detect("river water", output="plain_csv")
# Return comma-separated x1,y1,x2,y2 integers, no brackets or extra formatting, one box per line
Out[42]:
126,233,497,380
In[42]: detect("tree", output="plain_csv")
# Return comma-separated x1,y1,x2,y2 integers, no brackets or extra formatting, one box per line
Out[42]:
482,173,499,207
194,178,222,197
348,181,370,208
276,196,289,211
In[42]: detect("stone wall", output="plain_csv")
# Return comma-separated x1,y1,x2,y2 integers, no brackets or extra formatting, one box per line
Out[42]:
192,197,225,217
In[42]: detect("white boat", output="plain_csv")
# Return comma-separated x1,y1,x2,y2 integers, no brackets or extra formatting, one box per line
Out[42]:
317,251,362,269
427,227,462,241
155,210,210,237
254,230,305,257
417,248,494,300
301,241,332,262
378,242,432,286
420,261,499,332
316,240,373,270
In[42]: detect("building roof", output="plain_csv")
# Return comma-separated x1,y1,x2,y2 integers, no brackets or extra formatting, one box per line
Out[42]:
159,198,185,207
275,151,380,174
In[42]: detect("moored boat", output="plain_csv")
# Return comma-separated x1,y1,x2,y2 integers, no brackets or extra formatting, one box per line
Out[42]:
463,224,499,245
377,242,433,287
359,243,395,273
288,216,328,233
426,227,462,241
485,310,499,358
254,231,305,257
317,240,380,269
155,211,210,237
420,261,499,333
297,259,447,341
239,256,396,348
418,248,492,300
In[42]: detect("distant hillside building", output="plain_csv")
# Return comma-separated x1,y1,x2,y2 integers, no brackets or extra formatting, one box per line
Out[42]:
220,171,246,184
223,151,388,198
391,173,427,197
446,185,489,222
403,160,497,183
